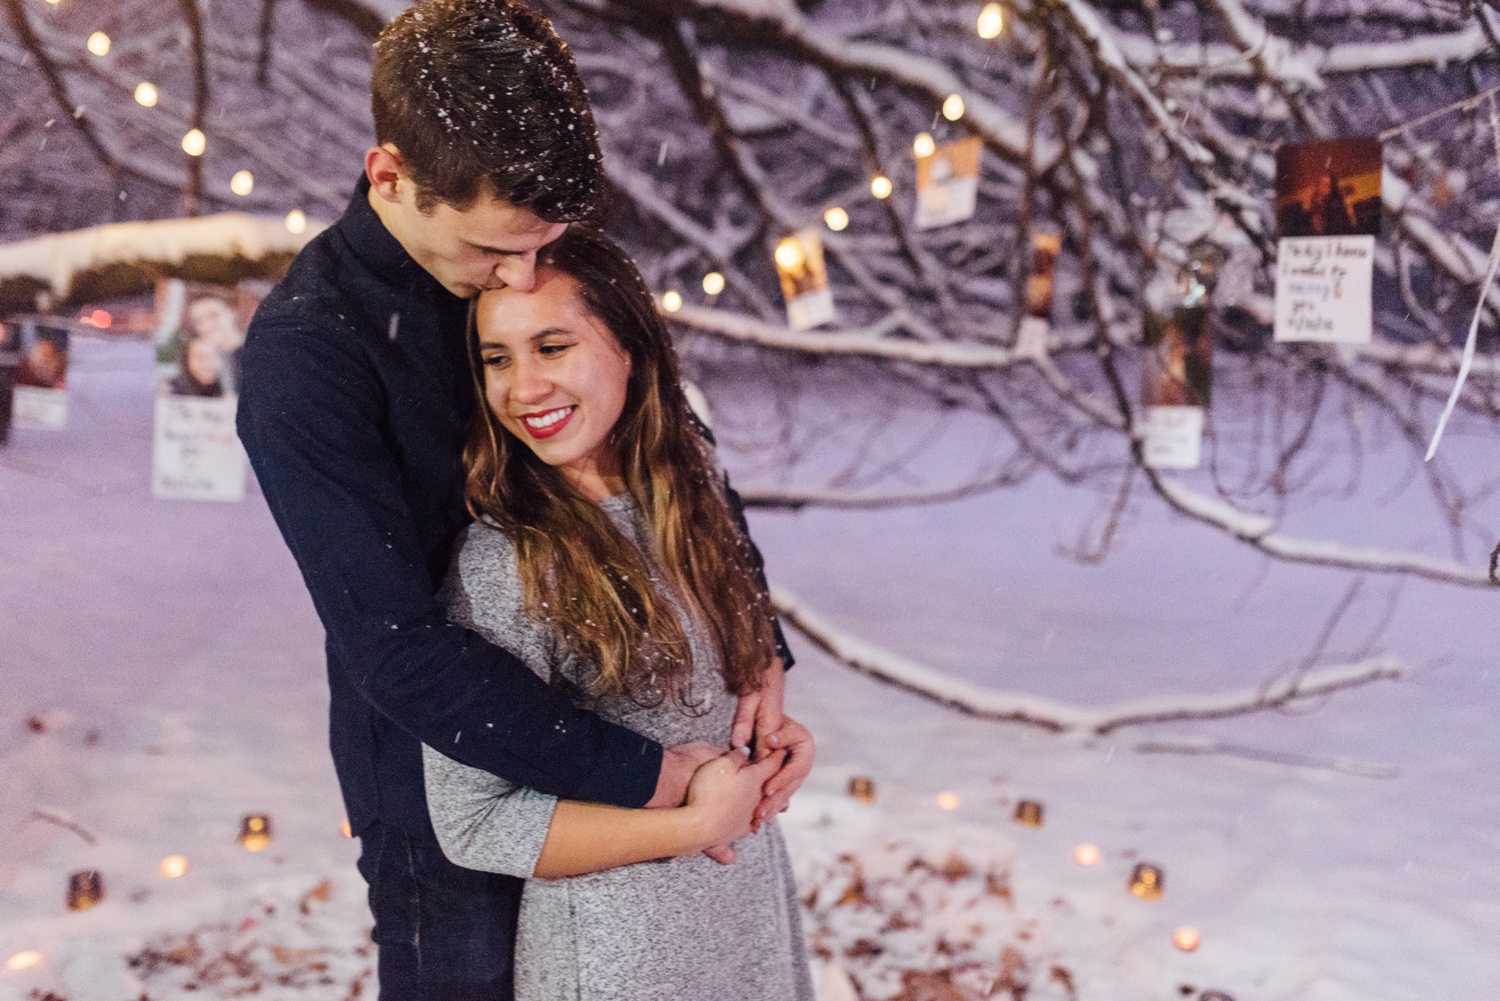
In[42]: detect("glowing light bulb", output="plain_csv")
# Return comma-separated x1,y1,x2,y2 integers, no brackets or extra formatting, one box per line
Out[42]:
284,210,308,235
870,175,893,199
6,951,41,972
1173,927,1201,952
773,237,805,272
1073,843,1102,866
230,170,254,196
824,207,849,231
913,132,936,158
86,32,111,57
702,271,725,295
943,94,966,121
134,82,159,108
661,290,683,313
181,128,206,157
89,309,112,329
160,855,189,879
935,791,960,810
977,2,1004,38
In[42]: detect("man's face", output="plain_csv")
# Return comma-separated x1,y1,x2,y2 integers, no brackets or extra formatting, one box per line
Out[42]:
188,298,242,353
368,148,567,299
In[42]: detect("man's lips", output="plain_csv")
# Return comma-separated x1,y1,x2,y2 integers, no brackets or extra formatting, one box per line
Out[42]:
519,406,575,440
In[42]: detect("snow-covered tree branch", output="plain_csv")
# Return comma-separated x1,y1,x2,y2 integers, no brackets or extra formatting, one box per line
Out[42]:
770,586,1406,736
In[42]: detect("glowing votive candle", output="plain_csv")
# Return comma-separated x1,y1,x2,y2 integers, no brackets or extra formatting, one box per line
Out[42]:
1128,862,1164,900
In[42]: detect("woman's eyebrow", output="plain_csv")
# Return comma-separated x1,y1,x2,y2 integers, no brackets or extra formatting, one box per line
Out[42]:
529,327,571,341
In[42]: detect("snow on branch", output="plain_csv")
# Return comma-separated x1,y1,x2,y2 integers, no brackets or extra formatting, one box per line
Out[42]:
770,585,1406,736
686,0,1053,168
672,304,1042,369
0,213,324,305
1148,474,1495,588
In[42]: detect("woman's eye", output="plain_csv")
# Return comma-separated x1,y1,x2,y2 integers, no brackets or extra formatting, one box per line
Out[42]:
539,343,570,356
483,355,511,369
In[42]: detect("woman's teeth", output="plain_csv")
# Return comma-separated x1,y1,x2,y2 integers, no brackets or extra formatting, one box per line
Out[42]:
524,407,574,429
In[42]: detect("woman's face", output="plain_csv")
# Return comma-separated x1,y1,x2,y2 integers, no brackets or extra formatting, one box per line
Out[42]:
186,338,223,386
475,267,633,500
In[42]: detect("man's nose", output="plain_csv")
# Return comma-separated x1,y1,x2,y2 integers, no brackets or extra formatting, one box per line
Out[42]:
493,253,538,293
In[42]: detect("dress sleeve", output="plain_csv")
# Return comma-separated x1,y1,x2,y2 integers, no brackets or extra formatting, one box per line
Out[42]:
422,743,559,877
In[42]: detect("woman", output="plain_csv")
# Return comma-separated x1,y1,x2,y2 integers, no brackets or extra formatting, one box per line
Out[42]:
167,335,225,398
423,228,816,1001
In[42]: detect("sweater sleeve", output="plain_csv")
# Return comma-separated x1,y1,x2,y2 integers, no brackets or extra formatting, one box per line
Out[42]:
423,743,558,876
236,317,661,808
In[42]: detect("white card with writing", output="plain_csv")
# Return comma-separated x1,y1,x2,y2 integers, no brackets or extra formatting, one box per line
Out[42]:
13,386,67,429
152,397,248,502
1141,405,1204,470
1274,235,1374,344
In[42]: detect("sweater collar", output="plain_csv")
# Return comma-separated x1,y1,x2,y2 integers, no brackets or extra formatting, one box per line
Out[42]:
338,174,462,307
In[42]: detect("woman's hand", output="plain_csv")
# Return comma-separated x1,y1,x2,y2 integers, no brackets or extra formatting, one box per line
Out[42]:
730,657,786,762
684,749,786,860
752,715,814,831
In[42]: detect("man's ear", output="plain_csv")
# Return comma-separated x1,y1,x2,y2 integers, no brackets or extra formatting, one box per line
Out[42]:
365,144,405,203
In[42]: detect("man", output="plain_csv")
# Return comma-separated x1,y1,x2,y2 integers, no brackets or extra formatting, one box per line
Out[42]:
236,2,809,997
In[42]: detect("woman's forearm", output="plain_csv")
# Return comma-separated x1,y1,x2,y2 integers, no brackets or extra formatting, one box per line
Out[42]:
533,801,712,879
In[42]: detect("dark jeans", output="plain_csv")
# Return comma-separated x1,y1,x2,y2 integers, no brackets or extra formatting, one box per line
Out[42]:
357,821,524,1000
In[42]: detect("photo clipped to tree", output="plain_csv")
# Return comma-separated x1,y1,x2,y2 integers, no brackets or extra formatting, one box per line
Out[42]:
915,136,982,231
1016,231,1061,358
774,229,835,331
1140,305,1212,470
7,317,70,431
1273,138,1382,344
149,279,259,502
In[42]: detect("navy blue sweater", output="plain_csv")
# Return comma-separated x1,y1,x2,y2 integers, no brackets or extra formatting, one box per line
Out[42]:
237,178,790,837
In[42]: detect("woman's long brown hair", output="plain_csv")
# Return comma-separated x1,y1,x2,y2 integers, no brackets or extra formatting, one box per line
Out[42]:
462,227,776,707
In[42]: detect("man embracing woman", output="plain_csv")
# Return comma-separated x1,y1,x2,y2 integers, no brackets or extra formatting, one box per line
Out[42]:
237,1,816,998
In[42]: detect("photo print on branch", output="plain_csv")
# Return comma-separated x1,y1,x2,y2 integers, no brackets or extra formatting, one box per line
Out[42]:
1275,138,1382,239
0,319,18,444
775,228,836,330
1016,231,1061,357
153,279,257,398
8,317,71,430
1273,137,1381,344
149,279,263,502
1141,306,1211,470
915,135,982,230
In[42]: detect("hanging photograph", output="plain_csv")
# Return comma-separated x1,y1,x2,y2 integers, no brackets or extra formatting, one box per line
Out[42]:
1141,306,1211,469
153,279,254,397
150,280,263,501
0,319,17,444
775,228,836,330
1016,231,1061,357
9,317,70,430
1275,138,1381,239
1273,137,1380,344
914,135,982,230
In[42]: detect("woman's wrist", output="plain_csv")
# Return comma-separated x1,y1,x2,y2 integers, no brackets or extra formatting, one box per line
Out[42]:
672,802,720,854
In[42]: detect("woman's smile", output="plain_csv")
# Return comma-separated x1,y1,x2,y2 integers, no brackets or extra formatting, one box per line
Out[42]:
520,405,576,439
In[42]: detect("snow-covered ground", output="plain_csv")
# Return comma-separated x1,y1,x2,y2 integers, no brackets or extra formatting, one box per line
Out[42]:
2,335,1497,1000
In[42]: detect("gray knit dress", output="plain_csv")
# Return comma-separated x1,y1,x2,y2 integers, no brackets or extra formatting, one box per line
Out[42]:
423,496,815,1001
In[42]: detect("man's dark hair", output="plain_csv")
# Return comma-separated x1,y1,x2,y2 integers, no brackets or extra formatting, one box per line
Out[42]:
371,0,608,223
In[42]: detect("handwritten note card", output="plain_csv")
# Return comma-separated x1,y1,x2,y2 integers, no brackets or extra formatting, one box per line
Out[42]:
151,397,247,501
1273,235,1374,344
